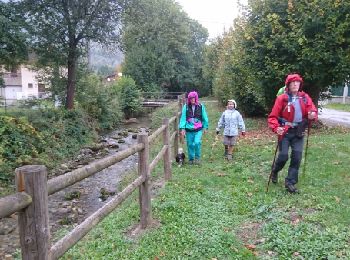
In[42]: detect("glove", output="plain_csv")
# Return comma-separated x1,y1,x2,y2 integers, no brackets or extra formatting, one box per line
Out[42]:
241,131,246,136
216,130,220,135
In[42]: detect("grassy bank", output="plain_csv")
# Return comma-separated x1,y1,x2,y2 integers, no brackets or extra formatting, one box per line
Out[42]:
58,100,350,259
325,103,350,112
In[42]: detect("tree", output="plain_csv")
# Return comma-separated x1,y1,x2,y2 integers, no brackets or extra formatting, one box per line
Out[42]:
122,0,208,93
116,76,141,118
21,0,127,109
0,2,27,69
209,0,350,115
241,0,350,107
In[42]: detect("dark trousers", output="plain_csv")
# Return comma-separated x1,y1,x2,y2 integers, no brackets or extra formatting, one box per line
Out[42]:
273,128,304,185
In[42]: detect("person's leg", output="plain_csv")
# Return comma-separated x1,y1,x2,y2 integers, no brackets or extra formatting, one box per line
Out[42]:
272,136,290,183
224,145,228,158
186,131,196,163
227,145,234,160
286,135,304,186
194,130,203,161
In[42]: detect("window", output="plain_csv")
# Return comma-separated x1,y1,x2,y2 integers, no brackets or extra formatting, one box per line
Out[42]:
28,83,33,88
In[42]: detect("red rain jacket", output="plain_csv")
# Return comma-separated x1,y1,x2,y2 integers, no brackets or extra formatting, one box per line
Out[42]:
268,91,318,133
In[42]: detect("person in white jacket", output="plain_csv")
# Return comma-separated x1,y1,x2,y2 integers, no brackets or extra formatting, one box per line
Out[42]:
216,99,246,160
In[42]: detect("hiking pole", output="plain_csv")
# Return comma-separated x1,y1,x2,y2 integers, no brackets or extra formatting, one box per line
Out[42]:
266,137,280,193
302,120,311,176
209,133,220,161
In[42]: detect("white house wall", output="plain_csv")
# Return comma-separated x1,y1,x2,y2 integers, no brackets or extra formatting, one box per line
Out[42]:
20,66,39,98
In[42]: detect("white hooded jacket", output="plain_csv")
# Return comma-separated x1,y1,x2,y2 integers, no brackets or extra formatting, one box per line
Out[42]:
216,109,245,136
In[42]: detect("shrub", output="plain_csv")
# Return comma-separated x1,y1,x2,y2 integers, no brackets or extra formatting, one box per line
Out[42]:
116,76,142,118
76,73,122,130
0,116,45,183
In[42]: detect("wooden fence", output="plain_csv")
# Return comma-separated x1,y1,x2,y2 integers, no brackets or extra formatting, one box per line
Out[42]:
0,94,186,260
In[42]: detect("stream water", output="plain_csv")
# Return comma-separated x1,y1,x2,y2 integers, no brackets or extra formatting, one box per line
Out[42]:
0,117,153,258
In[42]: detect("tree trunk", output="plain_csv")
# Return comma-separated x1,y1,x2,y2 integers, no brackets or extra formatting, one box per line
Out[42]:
65,45,77,110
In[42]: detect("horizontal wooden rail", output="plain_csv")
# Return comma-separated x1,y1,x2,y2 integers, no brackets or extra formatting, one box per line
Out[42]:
50,175,145,259
48,143,144,195
148,124,167,144
0,192,32,218
170,130,177,144
168,115,177,125
149,145,168,174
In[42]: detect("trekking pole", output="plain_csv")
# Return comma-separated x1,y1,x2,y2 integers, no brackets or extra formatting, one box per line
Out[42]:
266,138,280,192
302,120,311,176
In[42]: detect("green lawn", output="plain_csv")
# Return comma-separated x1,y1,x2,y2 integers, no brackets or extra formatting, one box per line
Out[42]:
61,101,350,259
325,103,350,112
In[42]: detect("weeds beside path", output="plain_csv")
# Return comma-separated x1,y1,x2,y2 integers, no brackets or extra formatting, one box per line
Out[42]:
63,100,350,259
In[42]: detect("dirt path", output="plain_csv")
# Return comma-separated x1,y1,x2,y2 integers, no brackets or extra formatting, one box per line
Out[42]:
318,108,350,127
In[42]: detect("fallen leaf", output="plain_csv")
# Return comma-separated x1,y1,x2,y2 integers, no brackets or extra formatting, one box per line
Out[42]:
335,196,341,203
247,192,253,197
291,218,300,225
245,244,256,251
217,173,227,177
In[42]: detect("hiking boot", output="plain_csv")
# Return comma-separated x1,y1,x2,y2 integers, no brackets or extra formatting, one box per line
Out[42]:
271,172,278,184
194,159,201,165
227,154,233,161
285,183,299,193
188,160,194,165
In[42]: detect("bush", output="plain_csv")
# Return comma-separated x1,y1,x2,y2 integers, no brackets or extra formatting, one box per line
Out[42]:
116,76,142,119
76,73,122,130
0,108,98,184
0,116,45,183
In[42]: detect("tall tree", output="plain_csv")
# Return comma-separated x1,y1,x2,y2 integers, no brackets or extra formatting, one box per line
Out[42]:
122,0,208,93
21,0,126,109
0,2,27,70
210,0,350,114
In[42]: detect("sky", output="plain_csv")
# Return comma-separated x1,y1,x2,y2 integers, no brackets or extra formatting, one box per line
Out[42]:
175,0,247,39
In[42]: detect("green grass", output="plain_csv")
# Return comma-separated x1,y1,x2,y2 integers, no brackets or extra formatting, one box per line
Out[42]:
61,100,350,259
325,103,350,112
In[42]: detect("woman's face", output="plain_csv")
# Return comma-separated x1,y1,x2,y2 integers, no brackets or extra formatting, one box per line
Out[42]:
190,97,196,104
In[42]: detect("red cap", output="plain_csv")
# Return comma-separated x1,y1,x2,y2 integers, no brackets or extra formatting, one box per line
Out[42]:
285,74,303,86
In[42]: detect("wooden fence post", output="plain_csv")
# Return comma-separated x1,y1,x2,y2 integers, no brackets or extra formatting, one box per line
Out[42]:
163,118,172,180
178,95,183,113
15,165,50,260
173,112,179,158
138,134,151,229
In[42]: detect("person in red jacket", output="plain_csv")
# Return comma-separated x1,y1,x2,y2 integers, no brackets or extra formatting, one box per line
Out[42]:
268,74,317,193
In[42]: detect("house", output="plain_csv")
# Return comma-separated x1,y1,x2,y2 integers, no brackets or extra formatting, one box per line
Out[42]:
105,72,122,83
0,65,49,105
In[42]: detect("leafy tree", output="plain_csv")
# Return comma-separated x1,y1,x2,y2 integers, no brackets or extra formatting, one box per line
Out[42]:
76,73,122,130
0,2,28,69
209,0,350,114
117,76,141,118
21,0,127,109
122,0,208,93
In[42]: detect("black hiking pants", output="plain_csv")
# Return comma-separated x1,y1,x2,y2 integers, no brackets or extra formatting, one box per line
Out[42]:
273,128,304,185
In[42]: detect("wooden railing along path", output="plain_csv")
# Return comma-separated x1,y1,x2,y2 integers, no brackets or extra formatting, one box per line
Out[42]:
0,94,185,260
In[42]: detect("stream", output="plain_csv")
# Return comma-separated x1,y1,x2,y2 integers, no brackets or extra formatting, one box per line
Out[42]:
0,117,153,259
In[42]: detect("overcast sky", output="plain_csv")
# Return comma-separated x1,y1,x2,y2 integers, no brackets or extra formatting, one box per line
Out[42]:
175,0,247,39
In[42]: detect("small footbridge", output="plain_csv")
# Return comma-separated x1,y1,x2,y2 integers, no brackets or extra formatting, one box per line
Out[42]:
141,92,185,107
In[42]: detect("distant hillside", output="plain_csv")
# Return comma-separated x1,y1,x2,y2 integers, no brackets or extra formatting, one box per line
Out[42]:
89,44,124,73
